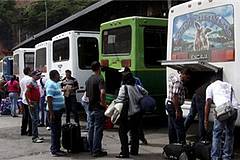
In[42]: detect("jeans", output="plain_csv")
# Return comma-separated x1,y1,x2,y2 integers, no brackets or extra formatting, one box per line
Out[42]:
9,92,18,116
211,112,237,160
50,110,63,154
21,103,32,134
166,102,186,144
28,103,40,140
119,112,141,156
39,96,49,126
65,95,79,124
81,101,90,130
88,108,105,153
184,94,206,140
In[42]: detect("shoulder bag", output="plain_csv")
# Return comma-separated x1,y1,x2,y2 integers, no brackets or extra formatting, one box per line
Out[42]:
214,88,237,121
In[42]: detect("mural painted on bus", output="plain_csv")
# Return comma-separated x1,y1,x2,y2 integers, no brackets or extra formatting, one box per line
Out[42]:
172,5,234,62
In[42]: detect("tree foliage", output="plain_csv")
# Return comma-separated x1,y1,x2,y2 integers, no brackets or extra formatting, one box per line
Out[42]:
20,0,98,34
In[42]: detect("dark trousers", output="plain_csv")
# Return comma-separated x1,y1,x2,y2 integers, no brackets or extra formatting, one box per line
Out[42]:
119,112,141,156
65,95,79,124
184,93,206,140
21,103,32,134
130,113,146,142
50,110,63,154
166,103,186,144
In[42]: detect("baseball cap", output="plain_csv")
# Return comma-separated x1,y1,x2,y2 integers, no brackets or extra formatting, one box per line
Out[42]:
31,70,42,77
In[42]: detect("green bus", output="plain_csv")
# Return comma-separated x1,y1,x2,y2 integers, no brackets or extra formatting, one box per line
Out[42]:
99,16,167,117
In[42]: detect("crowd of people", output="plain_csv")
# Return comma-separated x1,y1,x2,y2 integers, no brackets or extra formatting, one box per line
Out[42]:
0,61,239,159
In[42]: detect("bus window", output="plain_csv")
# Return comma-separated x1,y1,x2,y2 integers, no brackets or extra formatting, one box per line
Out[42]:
36,48,47,72
13,54,19,75
78,37,98,69
53,37,69,62
103,26,131,55
0,61,2,73
24,52,34,69
144,26,167,67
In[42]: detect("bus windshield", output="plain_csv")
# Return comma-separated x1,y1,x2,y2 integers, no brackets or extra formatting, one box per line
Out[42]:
144,26,167,67
36,48,47,72
78,37,98,69
102,26,131,55
24,52,34,70
53,37,69,62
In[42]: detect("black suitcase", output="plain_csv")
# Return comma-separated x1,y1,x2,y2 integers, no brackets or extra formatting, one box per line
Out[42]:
80,131,89,152
163,143,195,160
193,141,211,160
62,123,81,153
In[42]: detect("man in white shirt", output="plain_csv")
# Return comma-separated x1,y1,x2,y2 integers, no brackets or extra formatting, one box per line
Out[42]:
205,80,238,160
20,67,33,136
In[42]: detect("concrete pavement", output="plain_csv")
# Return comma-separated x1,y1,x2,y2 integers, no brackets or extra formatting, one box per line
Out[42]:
0,115,168,160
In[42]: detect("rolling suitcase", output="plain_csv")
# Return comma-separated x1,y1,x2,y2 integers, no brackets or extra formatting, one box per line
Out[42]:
62,123,81,153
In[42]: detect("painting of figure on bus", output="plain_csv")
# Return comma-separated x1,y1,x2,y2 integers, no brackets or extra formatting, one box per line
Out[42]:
172,5,234,62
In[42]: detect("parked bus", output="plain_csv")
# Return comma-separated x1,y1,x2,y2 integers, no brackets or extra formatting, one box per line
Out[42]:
161,0,240,125
51,30,99,101
34,41,52,78
99,16,168,116
13,48,35,80
2,56,13,81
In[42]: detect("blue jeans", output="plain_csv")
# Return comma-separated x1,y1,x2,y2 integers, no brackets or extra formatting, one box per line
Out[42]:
39,96,48,126
184,94,206,140
88,108,105,153
49,110,63,154
211,112,237,160
81,101,90,130
9,92,18,116
166,102,186,144
28,103,40,140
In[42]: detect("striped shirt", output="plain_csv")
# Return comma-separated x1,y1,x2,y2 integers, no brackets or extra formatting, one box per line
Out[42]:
45,79,65,111
167,74,185,106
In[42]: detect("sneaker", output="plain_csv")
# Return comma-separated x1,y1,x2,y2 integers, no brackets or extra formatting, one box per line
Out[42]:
38,137,44,140
32,137,44,143
92,151,107,157
51,151,66,157
46,127,51,131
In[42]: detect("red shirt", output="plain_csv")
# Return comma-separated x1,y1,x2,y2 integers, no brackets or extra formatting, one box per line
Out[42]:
7,80,19,92
26,80,40,102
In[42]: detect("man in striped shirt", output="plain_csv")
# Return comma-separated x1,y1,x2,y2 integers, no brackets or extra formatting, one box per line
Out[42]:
165,68,191,144
46,70,65,157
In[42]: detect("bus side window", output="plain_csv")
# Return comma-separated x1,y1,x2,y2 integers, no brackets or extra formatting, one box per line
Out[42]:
144,26,167,67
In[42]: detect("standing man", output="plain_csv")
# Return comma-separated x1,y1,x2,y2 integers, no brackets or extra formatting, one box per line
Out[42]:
85,61,107,157
25,70,43,143
46,70,66,157
61,70,79,125
184,82,210,141
165,68,191,144
20,67,32,136
205,80,238,160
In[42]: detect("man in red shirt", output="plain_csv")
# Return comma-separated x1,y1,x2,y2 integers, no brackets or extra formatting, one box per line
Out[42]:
25,70,44,143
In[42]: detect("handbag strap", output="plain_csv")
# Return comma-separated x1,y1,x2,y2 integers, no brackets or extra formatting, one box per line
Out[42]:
124,85,129,110
230,87,233,103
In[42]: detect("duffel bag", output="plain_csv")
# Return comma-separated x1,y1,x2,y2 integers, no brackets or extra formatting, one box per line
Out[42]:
163,143,195,160
139,96,156,113
193,141,211,160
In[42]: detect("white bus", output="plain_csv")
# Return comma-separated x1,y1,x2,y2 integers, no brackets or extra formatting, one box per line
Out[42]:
13,48,35,80
162,0,240,125
51,30,99,101
34,41,52,78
